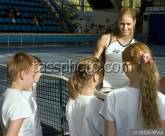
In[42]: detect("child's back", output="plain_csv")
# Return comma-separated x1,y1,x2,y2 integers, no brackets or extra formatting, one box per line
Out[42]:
66,56,104,136
100,42,165,136
100,86,165,136
66,95,103,136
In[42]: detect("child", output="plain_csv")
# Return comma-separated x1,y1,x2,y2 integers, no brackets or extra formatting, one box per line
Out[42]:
0,52,42,136
22,55,42,136
66,56,104,136
100,42,165,136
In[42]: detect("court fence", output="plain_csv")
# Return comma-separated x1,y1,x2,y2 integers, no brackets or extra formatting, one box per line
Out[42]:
0,33,99,47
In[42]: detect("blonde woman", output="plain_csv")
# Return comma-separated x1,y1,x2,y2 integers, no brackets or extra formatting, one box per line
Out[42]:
94,7,137,92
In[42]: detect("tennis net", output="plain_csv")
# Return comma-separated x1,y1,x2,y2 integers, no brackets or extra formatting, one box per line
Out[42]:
0,64,69,136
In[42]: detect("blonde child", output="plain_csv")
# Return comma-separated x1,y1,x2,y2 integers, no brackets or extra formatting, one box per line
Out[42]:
66,56,104,136
22,55,42,136
100,42,165,136
0,52,42,136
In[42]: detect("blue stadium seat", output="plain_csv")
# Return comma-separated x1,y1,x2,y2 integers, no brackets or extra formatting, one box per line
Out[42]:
0,0,63,32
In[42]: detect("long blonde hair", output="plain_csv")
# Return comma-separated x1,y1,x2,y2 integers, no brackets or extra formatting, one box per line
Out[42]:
122,42,161,128
119,7,136,22
68,56,103,100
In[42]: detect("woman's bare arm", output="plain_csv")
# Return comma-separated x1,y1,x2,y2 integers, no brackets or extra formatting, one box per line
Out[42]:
93,33,112,59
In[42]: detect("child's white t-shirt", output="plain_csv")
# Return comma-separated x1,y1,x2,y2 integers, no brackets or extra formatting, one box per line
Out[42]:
23,90,42,136
0,88,42,136
66,95,104,136
100,86,165,136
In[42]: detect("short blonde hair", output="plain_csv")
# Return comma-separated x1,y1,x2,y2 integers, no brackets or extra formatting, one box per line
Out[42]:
7,52,35,82
119,7,136,22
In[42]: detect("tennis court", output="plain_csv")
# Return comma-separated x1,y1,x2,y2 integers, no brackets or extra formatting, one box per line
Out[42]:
0,43,164,136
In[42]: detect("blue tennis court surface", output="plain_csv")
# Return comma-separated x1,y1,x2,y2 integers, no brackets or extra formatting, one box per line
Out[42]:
0,44,164,76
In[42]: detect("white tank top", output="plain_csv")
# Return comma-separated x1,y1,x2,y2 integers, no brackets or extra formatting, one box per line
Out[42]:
103,39,135,89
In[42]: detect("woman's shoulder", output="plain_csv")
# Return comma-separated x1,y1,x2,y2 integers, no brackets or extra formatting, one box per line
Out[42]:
99,33,117,47
100,33,116,41
100,33,111,39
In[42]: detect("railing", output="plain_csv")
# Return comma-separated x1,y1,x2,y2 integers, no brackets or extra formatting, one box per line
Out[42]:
0,33,100,46
146,6,165,12
47,0,75,32
0,33,148,47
